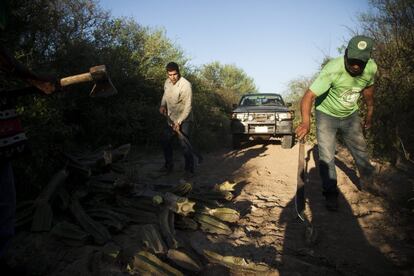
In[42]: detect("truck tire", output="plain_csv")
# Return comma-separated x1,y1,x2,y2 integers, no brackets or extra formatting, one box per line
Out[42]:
281,135,293,149
232,134,243,149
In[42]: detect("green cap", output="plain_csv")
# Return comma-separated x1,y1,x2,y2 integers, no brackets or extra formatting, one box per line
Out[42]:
347,35,374,62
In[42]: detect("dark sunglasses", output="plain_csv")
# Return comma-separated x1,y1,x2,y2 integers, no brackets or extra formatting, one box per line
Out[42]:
346,58,367,67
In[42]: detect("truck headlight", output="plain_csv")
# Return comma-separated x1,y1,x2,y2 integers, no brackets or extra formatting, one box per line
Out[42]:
248,114,254,121
278,112,292,120
237,113,246,120
232,113,247,121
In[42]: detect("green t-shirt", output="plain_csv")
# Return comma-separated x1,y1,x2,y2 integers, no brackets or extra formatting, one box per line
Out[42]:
310,56,377,118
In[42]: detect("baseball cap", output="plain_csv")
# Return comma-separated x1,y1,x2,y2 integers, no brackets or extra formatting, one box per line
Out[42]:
347,35,374,63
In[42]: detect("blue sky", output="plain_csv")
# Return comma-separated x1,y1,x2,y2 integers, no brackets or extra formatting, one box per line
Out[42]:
99,0,372,95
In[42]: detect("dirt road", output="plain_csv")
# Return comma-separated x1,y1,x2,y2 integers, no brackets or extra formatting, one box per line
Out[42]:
6,141,413,275
137,140,413,275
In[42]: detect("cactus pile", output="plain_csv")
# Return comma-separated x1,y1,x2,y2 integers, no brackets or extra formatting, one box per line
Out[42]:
13,144,276,275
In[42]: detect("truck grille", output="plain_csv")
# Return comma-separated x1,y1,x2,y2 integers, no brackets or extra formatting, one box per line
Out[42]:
251,113,273,122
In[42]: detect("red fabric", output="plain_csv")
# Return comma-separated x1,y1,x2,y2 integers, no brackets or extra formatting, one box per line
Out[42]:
0,117,23,137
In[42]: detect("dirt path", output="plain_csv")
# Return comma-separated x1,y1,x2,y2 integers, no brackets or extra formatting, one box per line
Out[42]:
6,141,413,275
136,140,414,275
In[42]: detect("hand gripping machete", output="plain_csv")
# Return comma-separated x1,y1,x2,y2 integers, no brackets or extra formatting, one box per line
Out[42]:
167,116,203,165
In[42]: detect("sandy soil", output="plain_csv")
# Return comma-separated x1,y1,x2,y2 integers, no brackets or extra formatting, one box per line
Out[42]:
141,140,414,275
6,140,414,275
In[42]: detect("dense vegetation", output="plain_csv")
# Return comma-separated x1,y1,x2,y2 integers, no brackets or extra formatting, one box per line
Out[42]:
1,0,412,197
1,0,257,194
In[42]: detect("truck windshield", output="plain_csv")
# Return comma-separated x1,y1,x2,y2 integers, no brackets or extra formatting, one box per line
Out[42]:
240,95,284,106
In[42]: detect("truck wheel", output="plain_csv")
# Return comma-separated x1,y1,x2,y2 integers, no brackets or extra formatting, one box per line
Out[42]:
281,135,293,149
232,134,243,149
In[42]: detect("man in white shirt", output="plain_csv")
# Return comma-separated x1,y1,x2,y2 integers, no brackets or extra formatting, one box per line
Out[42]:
159,62,194,177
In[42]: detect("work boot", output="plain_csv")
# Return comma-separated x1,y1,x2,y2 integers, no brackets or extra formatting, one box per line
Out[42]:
360,175,382,196
181,170,194,180
359,174,374,192
325,194,338,211
159,164,173,174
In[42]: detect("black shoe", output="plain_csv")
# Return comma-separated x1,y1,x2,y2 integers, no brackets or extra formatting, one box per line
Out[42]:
182,170,194,180
359,175,374,192
325,195,338,211
159,164,173,174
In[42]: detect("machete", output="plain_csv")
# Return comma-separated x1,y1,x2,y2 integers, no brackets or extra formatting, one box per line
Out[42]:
295,139,306,220
295,139,318,245
167,116,203,165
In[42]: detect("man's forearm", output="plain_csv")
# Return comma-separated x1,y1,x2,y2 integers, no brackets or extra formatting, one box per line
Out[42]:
177,107,191,124
366,105,374,118
363,85,374,124
301,89,315,124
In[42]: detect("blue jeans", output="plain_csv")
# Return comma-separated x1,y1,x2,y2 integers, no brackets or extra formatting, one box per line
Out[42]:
160,120,194,173
0,161,15,258
316,110,374,196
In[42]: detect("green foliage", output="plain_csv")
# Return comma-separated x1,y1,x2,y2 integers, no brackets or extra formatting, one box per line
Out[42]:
285,76,316,142
198,61,257,93
359,0,414,163
2,0,257,196
190,77,233,149
197,61,257,112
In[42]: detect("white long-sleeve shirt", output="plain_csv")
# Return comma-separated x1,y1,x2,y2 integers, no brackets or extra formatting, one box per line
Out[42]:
160,76,193,124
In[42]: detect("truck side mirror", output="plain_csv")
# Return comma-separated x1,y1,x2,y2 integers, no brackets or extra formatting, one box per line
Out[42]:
232,103,238,109
286,102,292,107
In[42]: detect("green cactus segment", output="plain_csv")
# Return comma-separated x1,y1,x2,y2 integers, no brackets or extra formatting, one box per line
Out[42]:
204,250,274,273
200,207,240,223
214,181,237,192
167,249,202,272
164,192,195,216
131,250,184,276
139,224,168,254
194,214,232,235
51,221,90,242
174,216,199,230
70,197,111,245
159,207,178,249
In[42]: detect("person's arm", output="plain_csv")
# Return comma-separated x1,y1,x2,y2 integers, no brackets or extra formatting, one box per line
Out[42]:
159,82,168,116
362,85,374,129
295,89,316,140
175,82,192,128
0,44,56,94
159,96,167,116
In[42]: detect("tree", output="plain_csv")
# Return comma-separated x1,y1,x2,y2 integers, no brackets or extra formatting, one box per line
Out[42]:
359,0,414,163
197,61,257,111
198,61,257,94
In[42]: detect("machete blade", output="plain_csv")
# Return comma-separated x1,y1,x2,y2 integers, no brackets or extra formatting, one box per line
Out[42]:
295,141,306,220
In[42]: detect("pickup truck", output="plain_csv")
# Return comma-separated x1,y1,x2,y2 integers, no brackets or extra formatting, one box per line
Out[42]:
230,93,294,149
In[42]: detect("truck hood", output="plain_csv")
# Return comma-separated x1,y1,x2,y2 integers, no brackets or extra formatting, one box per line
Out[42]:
233,105,290,113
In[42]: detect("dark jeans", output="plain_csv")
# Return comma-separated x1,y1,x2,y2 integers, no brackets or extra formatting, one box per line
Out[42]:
160,120,194,173
0,161,15,258
316,110,374,196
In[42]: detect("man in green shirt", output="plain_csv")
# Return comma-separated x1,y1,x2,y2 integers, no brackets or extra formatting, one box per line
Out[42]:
296,35,377,211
